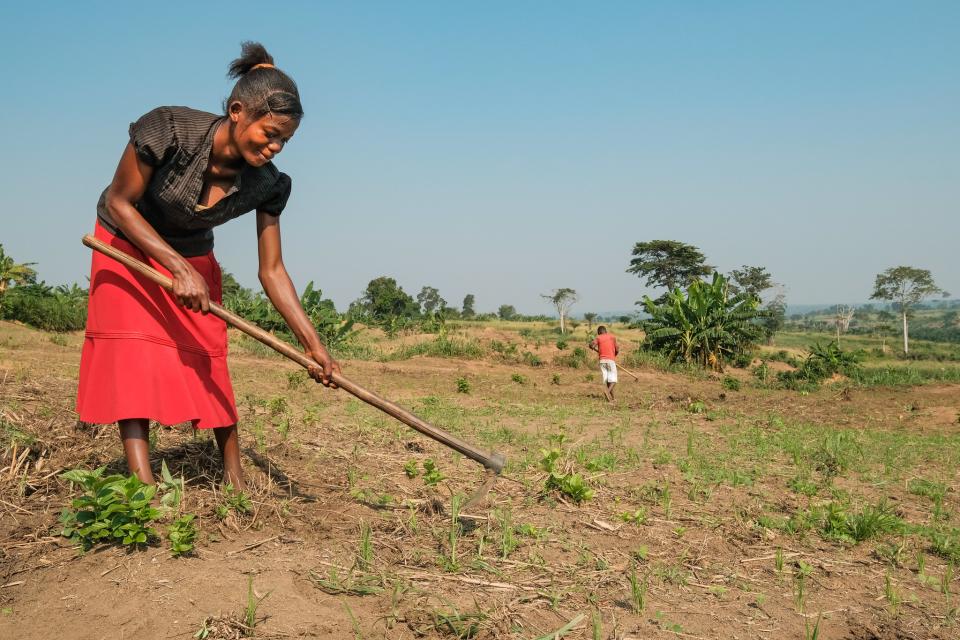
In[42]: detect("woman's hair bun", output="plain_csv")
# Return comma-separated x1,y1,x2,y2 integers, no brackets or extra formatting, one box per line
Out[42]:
224,41,303,120
227,41,276,79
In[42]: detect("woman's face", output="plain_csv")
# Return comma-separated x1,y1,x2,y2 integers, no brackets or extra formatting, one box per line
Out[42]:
228,103,300,167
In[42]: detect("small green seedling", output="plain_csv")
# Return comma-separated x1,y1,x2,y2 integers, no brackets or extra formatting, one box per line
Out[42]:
158,460,184,510
216,484,253,520
794,561,812,612
627,564,647,613
168,514,197,557
403,459,420,478
244,576,270,632
422,459,444,486
357,520,373,570
885,572,901,615
620,509,647,526
456,377,471,394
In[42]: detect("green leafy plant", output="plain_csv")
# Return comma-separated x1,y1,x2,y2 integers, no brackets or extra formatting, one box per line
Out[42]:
539,448,594,503
555,339,568,350
620,508,647,525
59,467,160,550
456,377,471,394
511,373,527,385
168,514,197,557
422,459,444,486
216,484,253,520
158,460,184,510
403,459,420,478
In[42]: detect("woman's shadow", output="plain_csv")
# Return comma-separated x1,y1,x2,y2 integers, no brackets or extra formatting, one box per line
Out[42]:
98,432,319,502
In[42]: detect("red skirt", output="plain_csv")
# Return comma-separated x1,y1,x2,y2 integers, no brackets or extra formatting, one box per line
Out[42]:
76,222,239,429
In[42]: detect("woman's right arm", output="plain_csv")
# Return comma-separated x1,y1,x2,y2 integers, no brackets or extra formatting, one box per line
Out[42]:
104,143,211,313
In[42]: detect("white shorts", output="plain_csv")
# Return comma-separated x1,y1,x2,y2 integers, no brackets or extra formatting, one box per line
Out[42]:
599,360,618,384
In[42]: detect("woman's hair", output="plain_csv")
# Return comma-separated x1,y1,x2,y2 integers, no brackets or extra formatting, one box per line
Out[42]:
224,41,303,120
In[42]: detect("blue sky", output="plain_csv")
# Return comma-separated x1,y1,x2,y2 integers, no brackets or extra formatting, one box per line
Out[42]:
2,1,957,315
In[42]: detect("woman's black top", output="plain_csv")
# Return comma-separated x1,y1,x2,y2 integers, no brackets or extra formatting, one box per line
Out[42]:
97,106,292,257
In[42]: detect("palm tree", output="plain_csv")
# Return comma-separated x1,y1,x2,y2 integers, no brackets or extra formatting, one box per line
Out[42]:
0,245,37,296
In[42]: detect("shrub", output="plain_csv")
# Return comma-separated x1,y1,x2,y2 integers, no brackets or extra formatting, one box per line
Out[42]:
490,340,518,358
522,351,543,367
456,377,471,394
511,373,527,385
731,352,754,369
555,346,589,369
777,341,861,388
1,283,87,332
386,336,486,361
556,339,568,350
721,376,741,391
752,361,770,383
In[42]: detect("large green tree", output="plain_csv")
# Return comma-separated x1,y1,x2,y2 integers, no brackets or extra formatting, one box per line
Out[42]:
498,304,517,321
627,240,712,300
0,244,37,297
870,266,948,354
583,312,597,332
461,294,476,318
728,265,774,300
416,285,446,315
541,288,578,334
357,277,419,325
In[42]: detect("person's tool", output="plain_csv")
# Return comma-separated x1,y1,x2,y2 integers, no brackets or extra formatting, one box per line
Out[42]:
82,234,506,477
616,363,641,381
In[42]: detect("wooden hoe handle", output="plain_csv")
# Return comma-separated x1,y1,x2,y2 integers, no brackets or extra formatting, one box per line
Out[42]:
82,234,506,474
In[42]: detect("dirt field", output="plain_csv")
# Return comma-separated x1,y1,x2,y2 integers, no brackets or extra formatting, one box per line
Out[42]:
1,320,959,639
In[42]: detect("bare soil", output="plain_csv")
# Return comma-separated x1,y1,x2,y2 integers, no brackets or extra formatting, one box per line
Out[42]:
1,321,958,639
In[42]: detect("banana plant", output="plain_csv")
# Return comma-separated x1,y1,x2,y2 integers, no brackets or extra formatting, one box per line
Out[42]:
641,272,763,371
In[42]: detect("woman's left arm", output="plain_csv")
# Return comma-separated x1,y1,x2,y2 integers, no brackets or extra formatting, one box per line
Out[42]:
256,211,341,387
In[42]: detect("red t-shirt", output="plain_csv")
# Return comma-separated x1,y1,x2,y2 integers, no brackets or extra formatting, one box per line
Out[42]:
595,333,617,360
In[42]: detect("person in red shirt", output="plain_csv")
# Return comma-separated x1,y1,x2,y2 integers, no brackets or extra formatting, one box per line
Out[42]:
588,326,619,402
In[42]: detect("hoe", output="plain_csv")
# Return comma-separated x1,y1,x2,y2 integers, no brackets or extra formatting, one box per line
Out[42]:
82,235,505,507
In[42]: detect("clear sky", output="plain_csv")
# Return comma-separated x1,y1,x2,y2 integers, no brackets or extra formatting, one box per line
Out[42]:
2,1,957,315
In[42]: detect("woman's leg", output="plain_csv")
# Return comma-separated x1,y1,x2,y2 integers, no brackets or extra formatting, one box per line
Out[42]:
119,418,154,484
213,425,246,490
